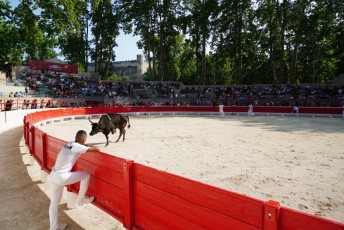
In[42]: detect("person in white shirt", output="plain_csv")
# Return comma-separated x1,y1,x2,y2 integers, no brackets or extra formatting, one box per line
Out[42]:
49,130,100,230
292,105,299,116
248,104,254,117
219,104,225,117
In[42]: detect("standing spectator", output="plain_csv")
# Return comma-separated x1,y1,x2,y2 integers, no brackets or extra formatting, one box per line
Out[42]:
31,99,38,109
292,105,299,116
49,130,100,230
248,104,254,117
25,100,30,109
5,100,13,111
219,104,225,117
22,99,27,109
46,99,52,108
40,99,45,108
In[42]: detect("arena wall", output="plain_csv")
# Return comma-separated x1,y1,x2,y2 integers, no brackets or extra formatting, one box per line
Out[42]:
22,107,344,230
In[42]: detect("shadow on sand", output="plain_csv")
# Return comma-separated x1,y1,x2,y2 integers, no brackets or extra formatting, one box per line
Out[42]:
0,127,85,230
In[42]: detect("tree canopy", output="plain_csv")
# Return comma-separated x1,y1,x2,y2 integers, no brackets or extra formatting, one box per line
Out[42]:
1,0,343,84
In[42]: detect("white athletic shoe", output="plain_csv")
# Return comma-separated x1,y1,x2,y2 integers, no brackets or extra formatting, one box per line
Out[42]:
56,223,67,230
76,196,95,207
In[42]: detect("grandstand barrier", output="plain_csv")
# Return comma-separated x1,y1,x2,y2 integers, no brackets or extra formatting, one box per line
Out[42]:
23,107,344,230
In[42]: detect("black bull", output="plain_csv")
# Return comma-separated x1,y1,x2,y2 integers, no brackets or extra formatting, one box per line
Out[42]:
88,113,131,146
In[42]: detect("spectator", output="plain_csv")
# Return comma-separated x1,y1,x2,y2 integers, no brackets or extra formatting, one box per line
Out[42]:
40,99,45,109
46,99,52,108
31,99,38,109
219,104,225,117
248,104,254,117
292,105,299,116
25,100,30,109
5,100,13,111
22,99,27,109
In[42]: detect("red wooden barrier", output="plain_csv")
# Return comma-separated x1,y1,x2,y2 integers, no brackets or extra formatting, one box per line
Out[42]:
32,127,45,166
25,106,344,230
133,163,264,230
71,151,133,225
44,135,65,172
279,207,344,230
264,200,280,230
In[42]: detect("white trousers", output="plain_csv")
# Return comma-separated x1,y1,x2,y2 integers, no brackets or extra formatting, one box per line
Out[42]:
49,171,90,230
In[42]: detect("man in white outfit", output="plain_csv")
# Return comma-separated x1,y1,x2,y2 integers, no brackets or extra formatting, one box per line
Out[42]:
292,105,299,116
49,130,100,230
219,104,225,117
248,104,254,117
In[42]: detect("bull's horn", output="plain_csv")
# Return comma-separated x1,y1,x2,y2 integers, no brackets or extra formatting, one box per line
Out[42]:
88,116,95,124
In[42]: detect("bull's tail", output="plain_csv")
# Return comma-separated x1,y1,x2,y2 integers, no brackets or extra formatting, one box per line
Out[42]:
126,115,131,128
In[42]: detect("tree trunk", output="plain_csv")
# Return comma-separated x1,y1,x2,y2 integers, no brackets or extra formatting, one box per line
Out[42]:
290,1,306,83
202,27,207,84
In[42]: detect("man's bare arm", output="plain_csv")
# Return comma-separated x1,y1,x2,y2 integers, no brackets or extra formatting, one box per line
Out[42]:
86,146,100,152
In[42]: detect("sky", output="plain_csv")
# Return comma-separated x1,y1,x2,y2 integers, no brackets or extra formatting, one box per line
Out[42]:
9,0,143,62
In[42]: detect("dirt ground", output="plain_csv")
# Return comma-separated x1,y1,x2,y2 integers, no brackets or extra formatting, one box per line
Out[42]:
1,114,343,229
0,127,125,230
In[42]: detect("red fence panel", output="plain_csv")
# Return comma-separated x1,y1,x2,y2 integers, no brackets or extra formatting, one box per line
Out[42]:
45,135,65,172
70,151,133,225
132,163,264,230
279,207,344,230
28,125,34,155
297,107,342,115
32,127,45,166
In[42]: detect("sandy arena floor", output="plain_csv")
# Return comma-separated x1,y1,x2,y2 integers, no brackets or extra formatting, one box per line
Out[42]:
1,114,343,229
37,114,344,224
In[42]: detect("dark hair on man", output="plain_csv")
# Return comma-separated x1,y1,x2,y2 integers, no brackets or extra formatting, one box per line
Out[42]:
75,130,87,142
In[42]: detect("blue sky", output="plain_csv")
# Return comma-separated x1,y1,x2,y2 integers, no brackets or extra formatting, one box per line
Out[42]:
9,0,142,61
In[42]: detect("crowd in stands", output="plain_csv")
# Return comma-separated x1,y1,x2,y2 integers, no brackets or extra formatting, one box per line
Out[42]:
1,70,342,111
177,84,343,107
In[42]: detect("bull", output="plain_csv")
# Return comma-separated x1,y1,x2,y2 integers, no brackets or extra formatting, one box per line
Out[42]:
88,113,131,146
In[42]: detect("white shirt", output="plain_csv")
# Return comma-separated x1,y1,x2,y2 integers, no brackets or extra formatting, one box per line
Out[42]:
52,141,89,173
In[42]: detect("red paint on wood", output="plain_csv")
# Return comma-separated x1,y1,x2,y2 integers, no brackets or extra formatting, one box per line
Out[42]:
263,200,280,230
279,207,344,230
123,161,134,229
133,163,263,229
133,180,260,230
33,127,44,166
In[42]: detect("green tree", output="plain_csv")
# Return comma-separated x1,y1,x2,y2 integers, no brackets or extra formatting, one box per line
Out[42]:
0,0,22,65
212,0,254,84
90,0,120,79
13,0,55,61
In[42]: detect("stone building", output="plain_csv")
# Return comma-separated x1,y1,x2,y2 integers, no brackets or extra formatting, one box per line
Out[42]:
87,54,149,80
